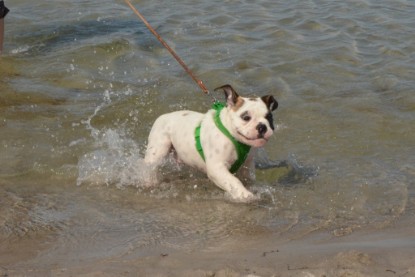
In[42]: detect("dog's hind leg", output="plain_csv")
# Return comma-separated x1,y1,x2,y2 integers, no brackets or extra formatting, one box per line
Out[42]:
143,126,173,186
144,132,172,167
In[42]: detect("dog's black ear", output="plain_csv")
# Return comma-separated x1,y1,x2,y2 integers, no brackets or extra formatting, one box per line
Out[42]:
214,84,239,106
261,95,278,111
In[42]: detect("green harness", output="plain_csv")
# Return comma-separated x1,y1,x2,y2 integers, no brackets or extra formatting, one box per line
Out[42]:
195,102,251,174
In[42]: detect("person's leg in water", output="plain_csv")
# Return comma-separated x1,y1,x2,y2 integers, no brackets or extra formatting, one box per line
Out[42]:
0,1,10,54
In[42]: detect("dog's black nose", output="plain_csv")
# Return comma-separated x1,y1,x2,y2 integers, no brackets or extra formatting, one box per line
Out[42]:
256,123,267,136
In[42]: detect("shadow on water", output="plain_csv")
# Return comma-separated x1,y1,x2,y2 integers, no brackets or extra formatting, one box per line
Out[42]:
255,148,318,187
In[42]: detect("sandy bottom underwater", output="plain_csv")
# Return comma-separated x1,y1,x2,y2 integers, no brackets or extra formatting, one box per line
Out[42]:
1,213,414,277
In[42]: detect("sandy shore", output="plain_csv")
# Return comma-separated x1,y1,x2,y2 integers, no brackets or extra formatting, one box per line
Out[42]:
1,216,414,277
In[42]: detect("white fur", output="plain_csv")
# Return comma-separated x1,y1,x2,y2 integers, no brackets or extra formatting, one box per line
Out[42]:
144,92,276,202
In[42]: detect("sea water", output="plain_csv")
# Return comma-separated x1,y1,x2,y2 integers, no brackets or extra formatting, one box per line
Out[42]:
0,0,414,266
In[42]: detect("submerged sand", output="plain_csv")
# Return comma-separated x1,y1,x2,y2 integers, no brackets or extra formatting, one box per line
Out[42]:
1,215,414,277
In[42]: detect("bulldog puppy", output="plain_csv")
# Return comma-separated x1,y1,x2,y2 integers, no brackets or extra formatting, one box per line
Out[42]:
145,84,278,202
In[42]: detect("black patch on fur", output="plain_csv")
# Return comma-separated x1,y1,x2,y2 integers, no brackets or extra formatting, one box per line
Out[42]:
265,112,274,130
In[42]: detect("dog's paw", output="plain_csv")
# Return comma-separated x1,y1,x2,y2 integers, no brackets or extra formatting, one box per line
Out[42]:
227,190,260,203
140,170,159,188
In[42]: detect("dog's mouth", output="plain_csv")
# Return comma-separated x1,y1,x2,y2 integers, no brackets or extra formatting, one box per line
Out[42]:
237,131,269,142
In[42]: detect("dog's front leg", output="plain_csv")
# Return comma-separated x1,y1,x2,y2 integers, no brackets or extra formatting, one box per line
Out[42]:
206,162,257,202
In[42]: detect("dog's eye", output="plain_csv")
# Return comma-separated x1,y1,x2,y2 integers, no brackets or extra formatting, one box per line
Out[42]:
241,112,251,122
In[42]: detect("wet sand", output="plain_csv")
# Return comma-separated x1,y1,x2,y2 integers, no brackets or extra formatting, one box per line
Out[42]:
1,216,414,277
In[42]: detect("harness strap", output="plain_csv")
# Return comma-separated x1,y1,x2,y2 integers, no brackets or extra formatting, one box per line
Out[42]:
195,102,251,174
195,125,205,160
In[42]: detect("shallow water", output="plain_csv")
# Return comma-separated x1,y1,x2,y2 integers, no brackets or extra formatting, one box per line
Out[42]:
1,0,415,267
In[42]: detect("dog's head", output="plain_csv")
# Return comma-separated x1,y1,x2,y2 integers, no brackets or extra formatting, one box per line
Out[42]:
214,84,278,148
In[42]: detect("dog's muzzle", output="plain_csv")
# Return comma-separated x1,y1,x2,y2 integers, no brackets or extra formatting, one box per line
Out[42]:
256,123,267,138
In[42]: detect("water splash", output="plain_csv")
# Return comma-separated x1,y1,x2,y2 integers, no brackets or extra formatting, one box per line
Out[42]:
76,128,155,188
76,89,156,189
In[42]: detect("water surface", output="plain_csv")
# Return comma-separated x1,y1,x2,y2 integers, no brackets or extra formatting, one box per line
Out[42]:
1,0,414,269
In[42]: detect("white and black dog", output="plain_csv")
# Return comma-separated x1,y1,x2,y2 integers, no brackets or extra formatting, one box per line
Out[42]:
145,84,278,202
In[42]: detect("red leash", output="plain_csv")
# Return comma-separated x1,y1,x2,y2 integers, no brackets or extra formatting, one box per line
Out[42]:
125,0,211,96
